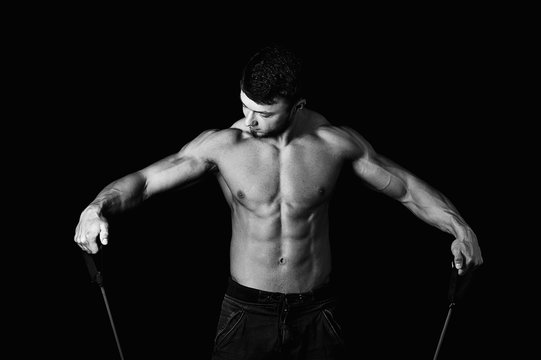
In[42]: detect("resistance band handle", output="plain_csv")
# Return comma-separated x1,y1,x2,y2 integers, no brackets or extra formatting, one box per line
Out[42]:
82,250,103,287
448,262,474,304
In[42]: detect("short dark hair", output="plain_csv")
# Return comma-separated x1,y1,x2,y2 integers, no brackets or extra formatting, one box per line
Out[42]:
240,45,304,107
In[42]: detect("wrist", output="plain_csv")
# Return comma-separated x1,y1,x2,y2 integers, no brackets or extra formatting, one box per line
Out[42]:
84,203,103,217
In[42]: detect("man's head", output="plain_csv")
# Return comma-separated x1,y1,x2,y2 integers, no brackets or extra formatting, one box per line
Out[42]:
240,45,305,109
240,45,306,137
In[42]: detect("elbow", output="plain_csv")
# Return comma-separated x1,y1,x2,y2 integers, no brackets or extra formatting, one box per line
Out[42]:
380,176,409,202
376,185,409,203
128,171,151,201
395,187,411,203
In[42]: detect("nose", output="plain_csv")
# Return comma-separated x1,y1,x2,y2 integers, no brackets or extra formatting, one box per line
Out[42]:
244,111,258,127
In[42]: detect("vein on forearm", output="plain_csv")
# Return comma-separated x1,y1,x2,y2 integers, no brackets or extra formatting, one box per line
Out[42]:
90,176,146,214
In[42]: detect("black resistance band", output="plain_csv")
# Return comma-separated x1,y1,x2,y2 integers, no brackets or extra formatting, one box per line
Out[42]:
432,262,474,360
83,249,125,360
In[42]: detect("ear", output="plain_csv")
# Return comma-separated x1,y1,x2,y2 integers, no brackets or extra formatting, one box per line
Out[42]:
295,99,307,110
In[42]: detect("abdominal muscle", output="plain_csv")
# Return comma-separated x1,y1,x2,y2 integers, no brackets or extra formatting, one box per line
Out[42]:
229,203,332,293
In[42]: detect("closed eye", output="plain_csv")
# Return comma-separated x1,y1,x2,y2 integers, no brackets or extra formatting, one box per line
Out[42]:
241,102,274,117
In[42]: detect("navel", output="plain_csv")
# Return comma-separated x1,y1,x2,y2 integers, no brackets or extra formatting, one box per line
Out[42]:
279,257,286,265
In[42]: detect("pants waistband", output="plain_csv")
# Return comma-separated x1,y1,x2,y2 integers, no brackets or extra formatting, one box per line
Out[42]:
226,277,335,304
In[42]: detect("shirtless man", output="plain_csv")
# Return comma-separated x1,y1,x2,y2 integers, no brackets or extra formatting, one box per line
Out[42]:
74,45,483,359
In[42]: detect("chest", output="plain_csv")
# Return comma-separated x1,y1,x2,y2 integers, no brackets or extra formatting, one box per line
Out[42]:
216,140,343,205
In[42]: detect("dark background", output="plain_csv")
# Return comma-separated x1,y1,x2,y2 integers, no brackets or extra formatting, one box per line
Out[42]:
13,7,532,360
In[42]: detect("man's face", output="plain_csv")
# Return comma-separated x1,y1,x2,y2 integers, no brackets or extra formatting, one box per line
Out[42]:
240,90,293,138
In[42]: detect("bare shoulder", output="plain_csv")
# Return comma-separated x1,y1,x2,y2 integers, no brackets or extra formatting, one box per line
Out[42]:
230,118,247,131
179,127,243,157
315,122,373,159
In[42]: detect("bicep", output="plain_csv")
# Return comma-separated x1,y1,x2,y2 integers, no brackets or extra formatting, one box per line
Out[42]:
352,153,409,201
140,154,213,196
334,126,410,200
140,130,219,197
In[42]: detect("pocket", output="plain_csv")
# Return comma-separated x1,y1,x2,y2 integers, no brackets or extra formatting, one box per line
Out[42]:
322,307,345,344
214,298,246,347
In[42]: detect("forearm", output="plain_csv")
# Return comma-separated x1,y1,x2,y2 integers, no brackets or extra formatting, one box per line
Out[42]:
400,179,473,241
89,172,147,215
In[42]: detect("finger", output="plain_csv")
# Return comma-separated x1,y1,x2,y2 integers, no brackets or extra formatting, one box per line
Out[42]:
454,256,463,271
82,228,99,253
452,249,464,272
87,240,99,254
84,232,99,253
75,230,85,250
75,223,85,246
99,222,109,245
77,240,89,253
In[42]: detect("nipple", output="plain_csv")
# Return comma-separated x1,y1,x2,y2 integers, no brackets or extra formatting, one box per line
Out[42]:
237,190,245,199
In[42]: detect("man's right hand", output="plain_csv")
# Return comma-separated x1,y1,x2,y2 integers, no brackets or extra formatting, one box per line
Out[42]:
74,205,109,254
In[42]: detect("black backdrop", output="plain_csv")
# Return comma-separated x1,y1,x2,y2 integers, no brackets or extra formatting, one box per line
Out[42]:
16,10,528,360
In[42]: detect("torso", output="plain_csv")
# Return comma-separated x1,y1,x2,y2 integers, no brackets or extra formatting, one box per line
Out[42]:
209,110,356,293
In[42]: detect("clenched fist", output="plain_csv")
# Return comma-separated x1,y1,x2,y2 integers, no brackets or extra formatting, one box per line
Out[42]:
74,205,109,254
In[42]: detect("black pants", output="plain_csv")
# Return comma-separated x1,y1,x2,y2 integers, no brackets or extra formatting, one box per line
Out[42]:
212,278,346,360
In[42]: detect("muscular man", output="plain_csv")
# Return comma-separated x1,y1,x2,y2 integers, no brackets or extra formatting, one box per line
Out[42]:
74,45,483,359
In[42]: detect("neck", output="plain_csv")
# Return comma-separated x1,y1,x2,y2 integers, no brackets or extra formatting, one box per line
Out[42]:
273,109,304,146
